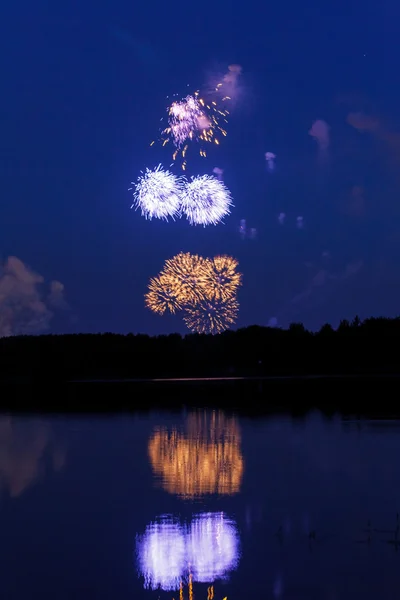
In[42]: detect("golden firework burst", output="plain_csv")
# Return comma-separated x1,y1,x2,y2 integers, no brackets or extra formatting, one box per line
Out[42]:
145,274,183,315
183,295,239,334
203,255,242,301
161,252,210,304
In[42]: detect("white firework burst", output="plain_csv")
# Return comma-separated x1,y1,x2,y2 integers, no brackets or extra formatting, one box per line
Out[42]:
180,175,233,226
130,165,183,221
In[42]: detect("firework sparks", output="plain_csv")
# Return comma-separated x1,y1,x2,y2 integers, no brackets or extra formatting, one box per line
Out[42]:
145,274,183,315
180,175,233,226
152,65,242,169
203,256,242,301
162,252,209,303
145,253,242,334
183,296,239,334
167,95,210,148
159,92,228,170
130,165,183,221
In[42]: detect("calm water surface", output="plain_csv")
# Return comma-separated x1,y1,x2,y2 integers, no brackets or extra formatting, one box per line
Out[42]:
1,408,400,599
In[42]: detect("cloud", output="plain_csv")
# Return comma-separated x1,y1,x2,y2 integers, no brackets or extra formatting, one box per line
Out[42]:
0,256,68,337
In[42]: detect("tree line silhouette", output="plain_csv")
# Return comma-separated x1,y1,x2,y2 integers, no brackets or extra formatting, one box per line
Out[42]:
1,315,399,384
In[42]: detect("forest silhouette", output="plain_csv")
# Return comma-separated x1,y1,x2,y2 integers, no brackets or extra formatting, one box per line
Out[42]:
0,315,399,385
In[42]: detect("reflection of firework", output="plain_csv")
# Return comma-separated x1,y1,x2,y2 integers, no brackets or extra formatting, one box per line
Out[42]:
162,252,209,303
136,516,186,591
203,255,242,301
148,411,244,498
183,296,239,334
144,274,183,315
188,513,240,583
136,510,240,591
181,175,233,226
130,165,183,221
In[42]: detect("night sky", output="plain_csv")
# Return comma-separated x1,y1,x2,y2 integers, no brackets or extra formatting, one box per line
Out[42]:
1,0,399,336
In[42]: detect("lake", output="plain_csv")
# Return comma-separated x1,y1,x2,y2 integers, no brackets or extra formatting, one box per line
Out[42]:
1,407,400,599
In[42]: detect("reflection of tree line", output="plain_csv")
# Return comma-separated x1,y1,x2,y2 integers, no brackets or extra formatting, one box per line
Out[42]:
148,411,244,498
0,417,65,498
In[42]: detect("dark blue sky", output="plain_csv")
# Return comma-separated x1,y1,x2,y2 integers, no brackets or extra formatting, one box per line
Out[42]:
1,0,399,335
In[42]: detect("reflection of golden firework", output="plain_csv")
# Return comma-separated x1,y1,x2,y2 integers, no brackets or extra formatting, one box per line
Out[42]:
162,252,209,303
172,583,226,600
145,274,183,315
183,296,239,334
203,255,242,301
148,410,244,499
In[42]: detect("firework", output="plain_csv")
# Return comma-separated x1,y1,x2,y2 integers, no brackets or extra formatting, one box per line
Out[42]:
159,92,228,170
183,296,239,334
150,66,242,169
167,95,209,148
161,252,209,303
145,253,242,333
180,175,233,226
145,274,183,315
130,165,183,221
203,256,242,301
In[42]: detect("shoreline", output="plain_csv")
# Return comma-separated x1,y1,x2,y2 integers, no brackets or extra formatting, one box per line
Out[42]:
0,375,399,418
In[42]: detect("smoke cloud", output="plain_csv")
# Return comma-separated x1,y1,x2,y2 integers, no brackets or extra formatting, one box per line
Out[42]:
309,119,330,154
0,256,69,337
207,64,243,108
346,112,380,133
347,111,400,174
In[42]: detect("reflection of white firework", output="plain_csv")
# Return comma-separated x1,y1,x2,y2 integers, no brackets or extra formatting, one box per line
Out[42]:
187,513,240,582
136,516,185,591
136,512,239,591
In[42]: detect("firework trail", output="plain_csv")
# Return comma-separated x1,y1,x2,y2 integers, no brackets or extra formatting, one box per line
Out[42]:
180,175,233,226
130,165,183,221
151,65,242,170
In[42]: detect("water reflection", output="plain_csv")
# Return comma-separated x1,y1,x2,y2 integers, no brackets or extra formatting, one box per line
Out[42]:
187,513,239,583
148,410,244,498
0,416,65,498
136,512,240,591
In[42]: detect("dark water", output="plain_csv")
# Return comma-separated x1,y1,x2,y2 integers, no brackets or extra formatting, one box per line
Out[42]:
1,408,400,599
